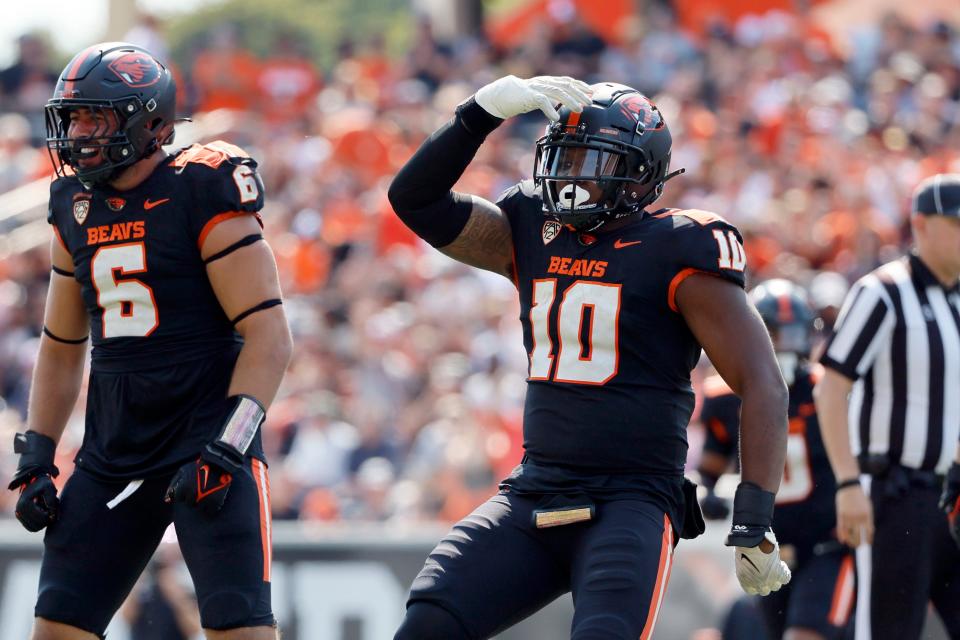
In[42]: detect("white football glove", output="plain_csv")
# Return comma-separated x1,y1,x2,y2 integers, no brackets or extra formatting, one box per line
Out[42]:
733,530,792,596
474,75,592,122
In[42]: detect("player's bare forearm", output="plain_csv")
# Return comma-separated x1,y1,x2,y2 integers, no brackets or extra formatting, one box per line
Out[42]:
204,217,292,408
737,381,789,491
439,197,515,280
677,274,788,492
814,369,858,480
26,241,90,442
228,307,292,409
26,337,87,443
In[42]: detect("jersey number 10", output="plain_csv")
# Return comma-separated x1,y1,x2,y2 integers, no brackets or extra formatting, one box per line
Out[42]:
528,280,621,385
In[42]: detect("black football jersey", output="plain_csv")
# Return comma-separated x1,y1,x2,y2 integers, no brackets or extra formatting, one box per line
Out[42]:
497,180,747,520
47,141,265,478
700,365,837,548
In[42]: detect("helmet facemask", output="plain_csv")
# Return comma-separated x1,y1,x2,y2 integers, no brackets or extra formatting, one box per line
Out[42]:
45,96,168,188
535,123,662,232
44,43,177,189
533,88,679,232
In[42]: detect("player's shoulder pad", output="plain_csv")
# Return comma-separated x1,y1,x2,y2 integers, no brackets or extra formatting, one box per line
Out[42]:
170,140,265,213
657,208,746,289
170,140,255,171
660,208,732,227
703,373,735,399
495,179,539,204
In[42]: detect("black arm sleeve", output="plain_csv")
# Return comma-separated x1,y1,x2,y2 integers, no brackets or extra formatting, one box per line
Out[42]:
387,97,503,247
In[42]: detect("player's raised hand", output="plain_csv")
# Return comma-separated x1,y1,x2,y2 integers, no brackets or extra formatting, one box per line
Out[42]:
939,463,960,547
475,75,593,121
731,531,792,596
8,431,60,532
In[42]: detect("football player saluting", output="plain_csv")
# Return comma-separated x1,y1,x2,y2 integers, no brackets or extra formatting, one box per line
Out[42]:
8,43,291,640
389,75,792,639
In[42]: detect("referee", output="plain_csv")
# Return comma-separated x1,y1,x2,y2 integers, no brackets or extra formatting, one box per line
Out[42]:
814,173,960,640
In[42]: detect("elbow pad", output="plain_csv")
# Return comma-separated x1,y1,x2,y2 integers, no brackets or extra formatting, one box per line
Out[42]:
391,192,474,248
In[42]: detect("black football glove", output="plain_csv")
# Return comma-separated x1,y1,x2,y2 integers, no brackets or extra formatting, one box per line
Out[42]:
164,442,243,515
164,395,265,515
8,431,60,532
700,488,731,520
939,463,960,547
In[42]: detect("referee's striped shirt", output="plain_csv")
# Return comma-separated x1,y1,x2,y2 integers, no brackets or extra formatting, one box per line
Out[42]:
821,253,960,473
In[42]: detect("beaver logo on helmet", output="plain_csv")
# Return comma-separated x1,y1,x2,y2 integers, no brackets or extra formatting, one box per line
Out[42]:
108,53,161,88
618,94,663,132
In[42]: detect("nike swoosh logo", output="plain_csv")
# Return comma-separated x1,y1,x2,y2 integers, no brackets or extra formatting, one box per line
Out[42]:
614,238,642,249
740,553,760,572
195,464,232,501
143,198,170,210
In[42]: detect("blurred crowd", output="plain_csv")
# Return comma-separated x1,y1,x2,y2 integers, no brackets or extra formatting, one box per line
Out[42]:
1,2,959,533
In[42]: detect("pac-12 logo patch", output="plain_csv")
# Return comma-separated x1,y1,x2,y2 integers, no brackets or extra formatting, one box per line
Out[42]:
542,220,561,245
73,198,91,224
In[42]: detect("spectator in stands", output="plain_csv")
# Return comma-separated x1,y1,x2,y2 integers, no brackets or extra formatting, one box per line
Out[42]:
0,35,57,144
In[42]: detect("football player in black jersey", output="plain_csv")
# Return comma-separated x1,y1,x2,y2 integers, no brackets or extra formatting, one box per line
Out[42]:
7,43,291,640
698,280,855,640
389,75,792,639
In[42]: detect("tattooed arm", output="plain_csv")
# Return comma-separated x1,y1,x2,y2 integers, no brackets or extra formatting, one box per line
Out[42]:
389,77,589,284
438,196,514,280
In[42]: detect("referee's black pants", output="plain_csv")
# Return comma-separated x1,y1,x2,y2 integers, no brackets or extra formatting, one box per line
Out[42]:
858,467,960,640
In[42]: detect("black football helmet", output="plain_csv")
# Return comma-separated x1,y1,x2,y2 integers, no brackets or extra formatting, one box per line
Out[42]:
45,42,177,188
533,82,681,232
749,279,815,356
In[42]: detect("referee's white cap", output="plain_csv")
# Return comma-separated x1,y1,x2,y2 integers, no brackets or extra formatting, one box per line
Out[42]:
912,173,960,217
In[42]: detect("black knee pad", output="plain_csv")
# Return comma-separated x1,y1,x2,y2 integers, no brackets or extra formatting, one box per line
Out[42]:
35,589,109,639
571,613,633,640
394,601,471,640
199,588,274,630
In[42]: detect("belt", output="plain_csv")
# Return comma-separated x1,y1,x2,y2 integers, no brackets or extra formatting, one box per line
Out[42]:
859,455,943,491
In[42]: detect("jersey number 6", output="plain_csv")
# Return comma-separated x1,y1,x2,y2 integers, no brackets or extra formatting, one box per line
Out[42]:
91,242,159,338
528,279,621,385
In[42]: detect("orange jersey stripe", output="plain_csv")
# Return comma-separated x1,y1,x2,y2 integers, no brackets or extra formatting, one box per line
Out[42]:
52,225,67,251
667,268,718,312
828,554,855,626
197,210,262,251
778,292,794,323
708,417,732,444
653,209,729,227
252,458,272,582
640,514,674,640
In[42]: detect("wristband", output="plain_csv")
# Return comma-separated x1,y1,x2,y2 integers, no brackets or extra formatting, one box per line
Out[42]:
216,394,265,456
202,395,265,473
455,97,504,137
835,477,861,491
9,431,60,489
724,481,776,548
